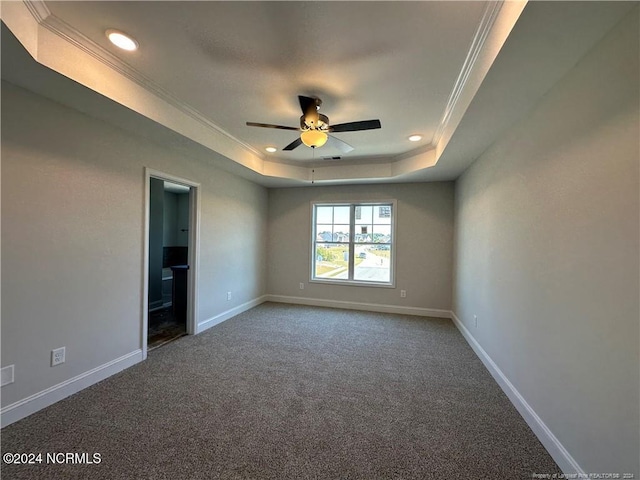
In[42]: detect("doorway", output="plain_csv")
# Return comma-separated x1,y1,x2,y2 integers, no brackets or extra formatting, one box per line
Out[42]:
143,169,199,359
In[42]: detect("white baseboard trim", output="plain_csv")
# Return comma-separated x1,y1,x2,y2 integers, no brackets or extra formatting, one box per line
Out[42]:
450,311,584,475
1,349,143,428
265,294,451,318
197,295,269,334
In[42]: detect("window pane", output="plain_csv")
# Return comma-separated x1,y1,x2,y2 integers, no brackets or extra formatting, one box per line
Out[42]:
374,205,392,224
333,206,350,224
354,225,373,243
316,225,333,242
316,206,333,224
314,244,349,279
354,245,391,282
333,225,350,242
355,205,372,224
372,225,391,242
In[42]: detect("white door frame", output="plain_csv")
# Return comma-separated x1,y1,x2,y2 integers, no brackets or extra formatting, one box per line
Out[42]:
142,167,200,360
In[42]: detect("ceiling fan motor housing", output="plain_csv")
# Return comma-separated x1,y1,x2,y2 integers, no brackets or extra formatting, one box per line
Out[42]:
300,113,329,131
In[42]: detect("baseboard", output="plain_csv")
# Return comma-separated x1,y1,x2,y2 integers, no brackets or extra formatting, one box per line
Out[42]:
0,299,583,477
1,349,143,428
265,294,451,318
197,295,269,333
450,311,584,475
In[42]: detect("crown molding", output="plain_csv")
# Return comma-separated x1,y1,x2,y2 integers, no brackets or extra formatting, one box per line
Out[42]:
432,1,504,148
22,0,51,23
23,0,263,160
9,0,525,185
393,143,437,163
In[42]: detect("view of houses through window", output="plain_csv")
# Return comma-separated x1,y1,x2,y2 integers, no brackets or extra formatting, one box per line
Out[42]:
312,202,394,284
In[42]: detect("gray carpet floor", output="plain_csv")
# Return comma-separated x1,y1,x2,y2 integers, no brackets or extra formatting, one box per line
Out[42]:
1,303,561,479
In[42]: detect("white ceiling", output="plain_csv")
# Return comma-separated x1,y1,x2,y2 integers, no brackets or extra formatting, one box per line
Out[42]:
44,1,487,163
1,1,635,187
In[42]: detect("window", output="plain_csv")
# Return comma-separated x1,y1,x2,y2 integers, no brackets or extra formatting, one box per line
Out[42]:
311,201,395,286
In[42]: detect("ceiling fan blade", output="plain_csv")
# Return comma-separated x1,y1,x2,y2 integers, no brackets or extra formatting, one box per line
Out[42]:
246,122,299,131
329,119,382,133
298,96,318,115
283,137,303,151
326,135,354,153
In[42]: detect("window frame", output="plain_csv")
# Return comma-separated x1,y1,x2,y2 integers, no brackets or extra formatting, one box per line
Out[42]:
310,200,397,288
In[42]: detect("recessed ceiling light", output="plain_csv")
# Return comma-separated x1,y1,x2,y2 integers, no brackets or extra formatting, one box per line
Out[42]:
265,146,277,153
408,134,422,142
106,29,138,51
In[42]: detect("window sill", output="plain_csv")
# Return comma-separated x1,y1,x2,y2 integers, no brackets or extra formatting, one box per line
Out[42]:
310,278,396,289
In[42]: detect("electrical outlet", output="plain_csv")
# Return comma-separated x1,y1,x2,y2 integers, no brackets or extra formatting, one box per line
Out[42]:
1,365,15,386
299,282,305,290
474,315,478,328
51,347,66,367
400,289,407,298
226,291,232,301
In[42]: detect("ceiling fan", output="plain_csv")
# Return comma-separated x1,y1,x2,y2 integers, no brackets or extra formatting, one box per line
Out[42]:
246,95,381,153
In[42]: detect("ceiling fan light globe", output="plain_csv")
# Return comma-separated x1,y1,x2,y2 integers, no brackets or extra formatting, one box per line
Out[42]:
301,130,328,148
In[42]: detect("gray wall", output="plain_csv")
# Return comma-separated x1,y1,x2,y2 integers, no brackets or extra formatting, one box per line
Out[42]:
267,183,454,311
1,81,268,408
2,9,638,475
453,11,639,475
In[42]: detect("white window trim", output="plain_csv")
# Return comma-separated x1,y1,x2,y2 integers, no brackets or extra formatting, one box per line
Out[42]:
309,200,397,288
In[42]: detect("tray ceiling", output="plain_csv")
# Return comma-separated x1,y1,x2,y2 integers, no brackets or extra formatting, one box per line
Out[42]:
1,1,635,186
